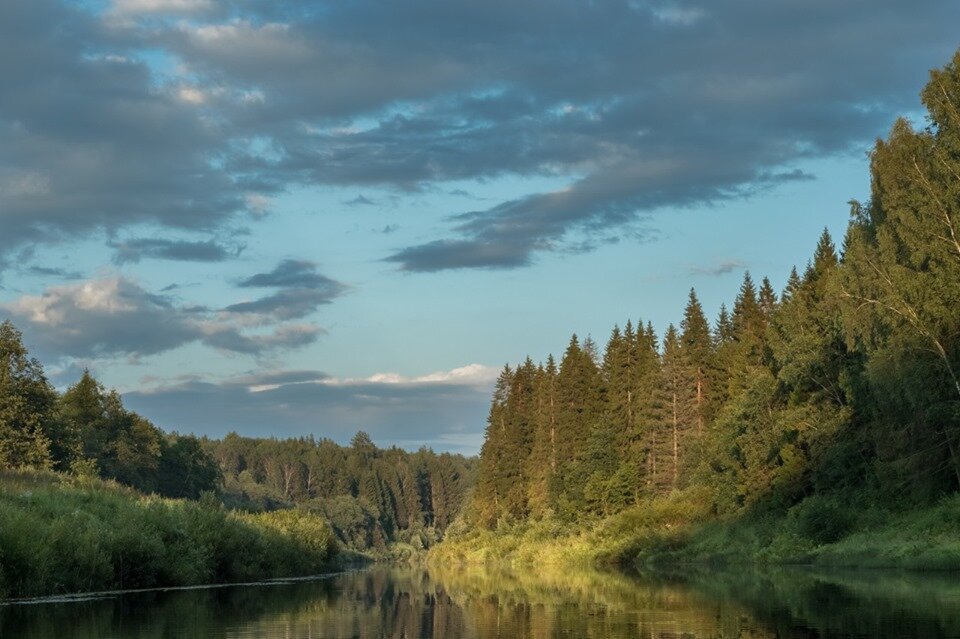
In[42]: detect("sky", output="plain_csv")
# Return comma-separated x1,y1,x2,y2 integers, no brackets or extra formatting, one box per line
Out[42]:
1,0,958,455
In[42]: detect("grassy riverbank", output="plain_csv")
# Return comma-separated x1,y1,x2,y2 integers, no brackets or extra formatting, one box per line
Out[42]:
430,491,960,571
0,469,338,599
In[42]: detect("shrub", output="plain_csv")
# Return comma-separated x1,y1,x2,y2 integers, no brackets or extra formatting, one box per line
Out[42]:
790,496,853,545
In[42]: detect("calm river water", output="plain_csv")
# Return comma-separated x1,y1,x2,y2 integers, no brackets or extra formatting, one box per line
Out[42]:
3,564,960,637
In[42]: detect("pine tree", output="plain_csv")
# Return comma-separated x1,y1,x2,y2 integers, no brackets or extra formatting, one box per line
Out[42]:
555,335,602,512
473,365,512,527
603,324,636,445
527,360,557,518
500,357,537,519
759,277,778,319
661,325,692,491
680,289,714,435
782,267,802,304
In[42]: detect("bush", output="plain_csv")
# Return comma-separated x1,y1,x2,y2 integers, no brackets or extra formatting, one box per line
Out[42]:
789,496,853,545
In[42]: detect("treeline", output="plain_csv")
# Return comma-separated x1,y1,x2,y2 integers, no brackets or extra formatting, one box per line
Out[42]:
206,432,476,551
0,320,476,552
469,51,960,529
0,322,219,499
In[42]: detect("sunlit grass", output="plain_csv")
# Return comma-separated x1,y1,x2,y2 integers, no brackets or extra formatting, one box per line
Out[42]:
431,489,960,571
0,469,338,599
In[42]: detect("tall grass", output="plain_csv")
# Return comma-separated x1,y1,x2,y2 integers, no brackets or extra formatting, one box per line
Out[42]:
0,469,338,599
431,489,960,571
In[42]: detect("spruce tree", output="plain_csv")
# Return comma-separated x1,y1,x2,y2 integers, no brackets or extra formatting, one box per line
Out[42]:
680,289,714,435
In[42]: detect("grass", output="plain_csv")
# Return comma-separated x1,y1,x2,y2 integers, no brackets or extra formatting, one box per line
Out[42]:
431,490,960,572
0,469,338,599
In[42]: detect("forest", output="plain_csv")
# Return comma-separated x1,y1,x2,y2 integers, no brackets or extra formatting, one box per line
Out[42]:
446,51,960,564
0,319,475,557
206,433,476,552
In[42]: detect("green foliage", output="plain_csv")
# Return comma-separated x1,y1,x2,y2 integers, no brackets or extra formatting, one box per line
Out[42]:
788,496,853,545
0,321,57,469
0,469,337,599
207,431,475,553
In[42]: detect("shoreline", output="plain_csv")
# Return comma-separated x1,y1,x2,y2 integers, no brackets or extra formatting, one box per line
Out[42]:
0,570,354,607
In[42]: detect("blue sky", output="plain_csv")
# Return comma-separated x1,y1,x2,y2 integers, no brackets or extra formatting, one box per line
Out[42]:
0,0,957,454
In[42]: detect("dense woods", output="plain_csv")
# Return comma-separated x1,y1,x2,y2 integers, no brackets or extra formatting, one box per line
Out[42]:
0,323,220,500
0,319,475,555
466,51,960,534
207,433,476,551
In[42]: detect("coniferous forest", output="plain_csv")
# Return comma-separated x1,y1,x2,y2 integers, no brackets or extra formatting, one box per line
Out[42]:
444,51,960,565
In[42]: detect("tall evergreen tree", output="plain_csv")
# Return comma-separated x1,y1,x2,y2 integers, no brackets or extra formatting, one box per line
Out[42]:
680,289,715,436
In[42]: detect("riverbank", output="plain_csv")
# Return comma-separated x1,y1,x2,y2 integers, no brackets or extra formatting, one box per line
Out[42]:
0,469,339,599
430,491,960,571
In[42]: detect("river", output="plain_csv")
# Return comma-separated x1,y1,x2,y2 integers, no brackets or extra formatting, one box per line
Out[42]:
3,563,960,637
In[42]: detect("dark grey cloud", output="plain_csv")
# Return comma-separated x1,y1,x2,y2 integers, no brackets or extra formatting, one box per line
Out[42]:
201,322,321,354
0,1,255,261
238,259,344,291
224,288,339,320
160,0,954,270
123,368,493,453
2,277,321,359
110,237,244,264
3,0,960,272
229,259,348,320
344,194,377,206
24,265,83,280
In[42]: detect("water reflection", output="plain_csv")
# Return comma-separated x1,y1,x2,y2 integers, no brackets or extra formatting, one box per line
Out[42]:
3,563,960,638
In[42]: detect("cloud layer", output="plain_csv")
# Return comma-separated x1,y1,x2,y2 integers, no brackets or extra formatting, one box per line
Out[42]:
2,276,323,359
124,365,496,453
2,0,958,270
227,260,349,320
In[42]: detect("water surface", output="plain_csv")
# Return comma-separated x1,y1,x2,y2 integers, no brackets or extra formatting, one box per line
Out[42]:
3,563,960,637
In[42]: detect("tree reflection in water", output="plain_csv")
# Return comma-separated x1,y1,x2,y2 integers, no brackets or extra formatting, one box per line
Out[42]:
3,564,960,638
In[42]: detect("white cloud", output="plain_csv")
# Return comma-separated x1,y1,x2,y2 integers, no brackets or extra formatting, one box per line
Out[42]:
176,86,207,105
349,364,499,389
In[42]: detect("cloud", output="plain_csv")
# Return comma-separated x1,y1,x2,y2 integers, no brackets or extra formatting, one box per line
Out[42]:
24,265,83,280
2,0,959,272
688,260,748,276
0,0,261,263
224,288,339,320
1,276,322,359
355,363,499,389
124,364,496,453
227,259,349,320
110,237,244,264
344,194,377,206
238,259,344,291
